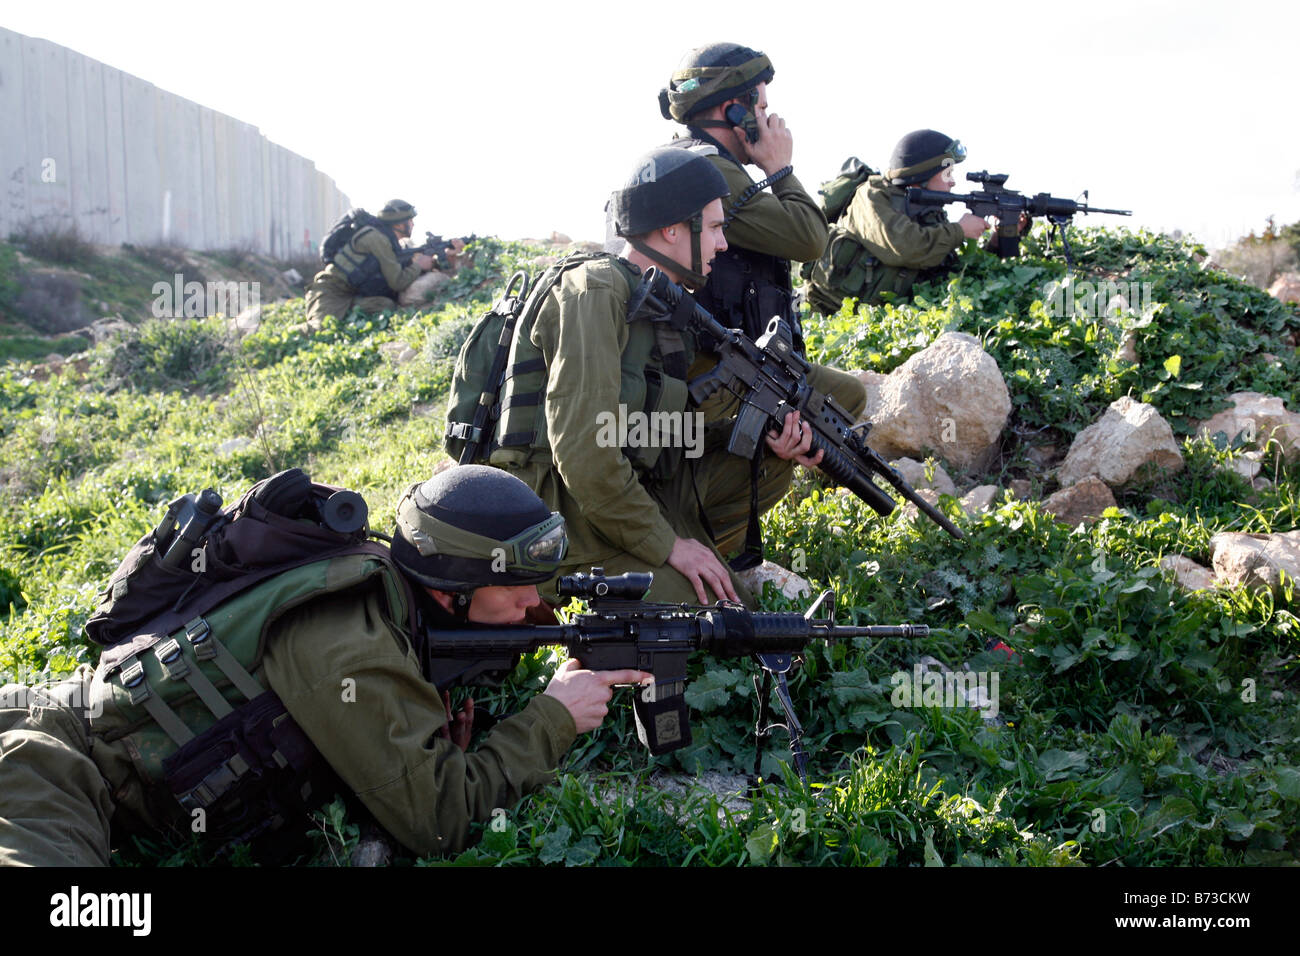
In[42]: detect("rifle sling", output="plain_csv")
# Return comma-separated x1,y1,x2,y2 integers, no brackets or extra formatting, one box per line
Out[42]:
728,453,764,573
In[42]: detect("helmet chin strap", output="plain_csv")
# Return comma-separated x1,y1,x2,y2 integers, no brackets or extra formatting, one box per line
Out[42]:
619,218,709,290
452,590,473,622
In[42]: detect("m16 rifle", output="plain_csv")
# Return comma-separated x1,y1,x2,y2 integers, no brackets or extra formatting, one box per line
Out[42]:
906,170,1130,265
627,267,965,541
400,232,477,270
423,568,929,781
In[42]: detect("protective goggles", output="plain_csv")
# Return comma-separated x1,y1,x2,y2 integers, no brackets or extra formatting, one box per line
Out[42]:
395,486,569,576
888,138,969,183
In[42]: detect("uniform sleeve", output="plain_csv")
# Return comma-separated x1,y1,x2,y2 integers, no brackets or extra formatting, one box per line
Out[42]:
355,228,423,293
532,269,679,567
263,584,577,856
842,181,965,269
711,156,828,263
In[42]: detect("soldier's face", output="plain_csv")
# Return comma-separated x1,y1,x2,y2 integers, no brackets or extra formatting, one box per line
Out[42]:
394,219,414,238
924,165,956,192
465,584,543,624
695,198,728,276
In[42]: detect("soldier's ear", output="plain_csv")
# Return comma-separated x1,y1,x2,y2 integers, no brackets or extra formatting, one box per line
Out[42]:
426,588,455,613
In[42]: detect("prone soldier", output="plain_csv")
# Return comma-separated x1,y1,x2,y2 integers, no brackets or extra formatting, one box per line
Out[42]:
0,466,647,865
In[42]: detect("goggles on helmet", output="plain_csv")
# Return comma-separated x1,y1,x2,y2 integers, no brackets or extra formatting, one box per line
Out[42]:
395,485,569,576
888,137,969,184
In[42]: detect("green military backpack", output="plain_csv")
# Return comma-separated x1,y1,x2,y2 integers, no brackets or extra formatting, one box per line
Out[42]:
319,208,383,265
84,469,414,851
444,252,617,465
801,157,883,314
817,157,875,225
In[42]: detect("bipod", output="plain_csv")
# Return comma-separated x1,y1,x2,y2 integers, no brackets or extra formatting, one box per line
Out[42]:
751,653,808,789
749,588,843,790
1047,215,1076,270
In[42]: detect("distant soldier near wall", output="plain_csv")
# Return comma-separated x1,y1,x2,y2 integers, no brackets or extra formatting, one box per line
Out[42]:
306,199,459,323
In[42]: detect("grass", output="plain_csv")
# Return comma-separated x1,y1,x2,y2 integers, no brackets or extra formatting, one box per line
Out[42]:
0,231,1297,866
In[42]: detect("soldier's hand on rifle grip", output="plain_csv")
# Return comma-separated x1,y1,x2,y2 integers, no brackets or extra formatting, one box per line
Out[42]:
765,410,824,468
413,252,435,272
543,659,653,734
959,215,988,240
439,691,474,752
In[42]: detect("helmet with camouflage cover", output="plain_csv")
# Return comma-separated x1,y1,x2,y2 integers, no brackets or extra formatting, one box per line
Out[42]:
378,199,418,223
608,146,729,288
886,130,967,187
391,465,567,603
659,42,774,127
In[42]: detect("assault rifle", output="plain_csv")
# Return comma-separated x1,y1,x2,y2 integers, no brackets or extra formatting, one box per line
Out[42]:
905,170,1130,264
627,268,965,541
423,568,929,781
400,232,477,270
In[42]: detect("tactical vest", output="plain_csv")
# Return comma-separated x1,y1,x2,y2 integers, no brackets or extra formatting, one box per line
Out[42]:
333,223,405,298
488,256,694,483
86,548,413,852
665,136,804,353
805,180,956,313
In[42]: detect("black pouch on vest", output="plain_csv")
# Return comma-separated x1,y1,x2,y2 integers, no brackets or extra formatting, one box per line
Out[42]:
161,690,326,846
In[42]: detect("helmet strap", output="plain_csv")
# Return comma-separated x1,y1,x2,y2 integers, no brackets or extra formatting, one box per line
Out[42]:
622,231,708,290
690,216,704,283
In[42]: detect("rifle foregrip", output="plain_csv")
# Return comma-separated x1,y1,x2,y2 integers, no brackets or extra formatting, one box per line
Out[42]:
809,433,896,517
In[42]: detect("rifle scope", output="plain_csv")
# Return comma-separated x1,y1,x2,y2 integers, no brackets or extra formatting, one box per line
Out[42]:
557,568,654,601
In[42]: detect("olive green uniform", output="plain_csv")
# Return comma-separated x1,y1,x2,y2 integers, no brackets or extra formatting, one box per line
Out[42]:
305,226,425,324
707,155,827,264
0,577,575,866
495,257,753,607
808,175,965,313
691,152,868,557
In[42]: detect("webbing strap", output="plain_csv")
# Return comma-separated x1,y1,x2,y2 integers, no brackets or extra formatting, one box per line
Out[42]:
507,357,546,378
175,754,252,812
119,658,195,747
185,617,264,702
155,637,233,720
499,392,542,412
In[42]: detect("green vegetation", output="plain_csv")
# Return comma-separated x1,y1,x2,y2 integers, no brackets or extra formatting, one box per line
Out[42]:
0,229,309,363
1,231,1297,866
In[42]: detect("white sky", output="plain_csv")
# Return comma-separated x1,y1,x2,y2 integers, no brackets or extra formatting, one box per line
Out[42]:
5,0,1299,249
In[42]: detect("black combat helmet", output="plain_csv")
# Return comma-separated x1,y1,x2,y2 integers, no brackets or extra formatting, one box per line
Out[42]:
379,199,418,223
659,42,774,124
886,130,967,186
391,465,568,596
608,146,729,288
